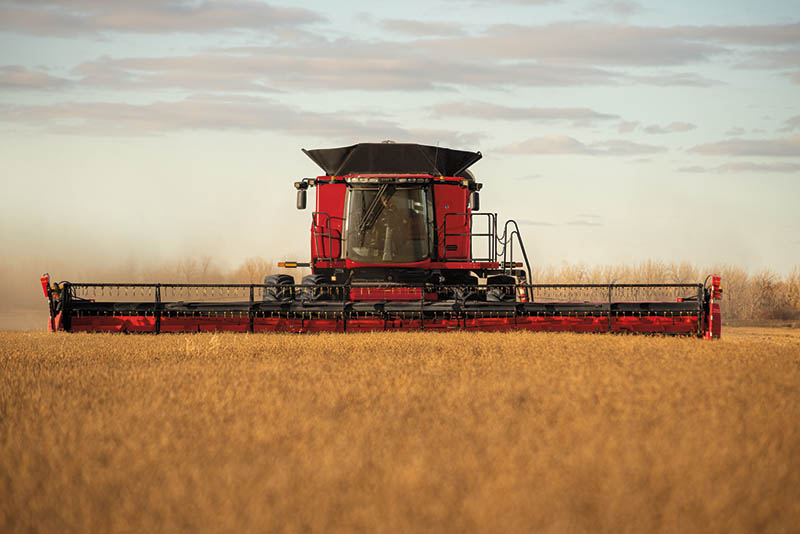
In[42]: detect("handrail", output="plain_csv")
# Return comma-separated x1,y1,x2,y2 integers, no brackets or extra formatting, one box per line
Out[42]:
312,211,344,261
442,212,496,262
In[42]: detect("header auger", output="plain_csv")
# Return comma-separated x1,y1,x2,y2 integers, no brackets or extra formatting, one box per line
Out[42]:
42,142,722,337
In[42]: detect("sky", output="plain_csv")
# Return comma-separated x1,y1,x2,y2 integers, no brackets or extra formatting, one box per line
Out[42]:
1,0,799,284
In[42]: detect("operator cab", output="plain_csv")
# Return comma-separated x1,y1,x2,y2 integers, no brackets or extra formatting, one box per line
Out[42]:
296,142,483,270
345,181,434,264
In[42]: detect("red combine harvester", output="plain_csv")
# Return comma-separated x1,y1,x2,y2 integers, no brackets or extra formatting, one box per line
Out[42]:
41,142,722,337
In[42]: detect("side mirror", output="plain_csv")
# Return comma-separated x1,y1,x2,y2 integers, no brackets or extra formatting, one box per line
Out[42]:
469,191,480,211
296,189,307,210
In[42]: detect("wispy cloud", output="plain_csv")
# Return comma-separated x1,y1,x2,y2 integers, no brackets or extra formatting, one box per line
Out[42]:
778,115,800,132
498,135,666,156
431,101,619,124
725,126,746,136
735,46,800,69
0,65,71,90
8,18,798,93
0,0,324,36
53,43,724,95
413,22,800,67
0,94,483,145
642,121,696,134
589,1,644,17
66,50,637,92
380,19,465,37
688,135,800,157
679,162,800,173
15,14,787,96
449,0,560,5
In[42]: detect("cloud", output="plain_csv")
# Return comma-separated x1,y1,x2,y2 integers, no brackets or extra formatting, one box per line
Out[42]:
689,135,800,157
791,72,800,85
0,94,483,146
65,43,720,94
69,49,644,92
498,135,666,155
642,121,696,134
431,101,619,124
736,48,800,69
725,127,746,136
628,72,721,86
380,19,465,37
53,16,783,96
500,135,590,154
3,5,798,77
679,162,800,173
590,139,667,155
412,22,725,66
0,65,71,90
617,120,639,133
450,0,560,4
0,0,323,36
0,15,800,96
697,23,800,46
7,17,792,94
411,22,800,69
516,174,543,181
779,115,800,132
590,1,644,17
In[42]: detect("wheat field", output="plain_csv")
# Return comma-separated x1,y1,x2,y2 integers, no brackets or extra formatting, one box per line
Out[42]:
1,329,799,533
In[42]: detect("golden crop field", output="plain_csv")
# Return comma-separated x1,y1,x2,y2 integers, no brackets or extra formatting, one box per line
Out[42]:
1,329,799,533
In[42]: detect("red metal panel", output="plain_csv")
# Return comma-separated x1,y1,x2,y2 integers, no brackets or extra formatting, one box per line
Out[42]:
70,315,156,333
463,317,516,331
433,184,469,260
312,183,345,262
516,316,607,333
344,258,432,269
610,316,699,334
60,312,701,335
253,317,305,333
343,318,386,332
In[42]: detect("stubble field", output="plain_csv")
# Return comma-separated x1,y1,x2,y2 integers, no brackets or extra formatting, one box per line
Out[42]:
1,328,799,533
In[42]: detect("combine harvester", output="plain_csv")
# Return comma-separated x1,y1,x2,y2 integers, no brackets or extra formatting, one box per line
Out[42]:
41,142,722,337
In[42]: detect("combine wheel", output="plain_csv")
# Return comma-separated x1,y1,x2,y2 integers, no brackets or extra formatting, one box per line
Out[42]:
300,274,333,302
263,274,295,302
486,275,517,302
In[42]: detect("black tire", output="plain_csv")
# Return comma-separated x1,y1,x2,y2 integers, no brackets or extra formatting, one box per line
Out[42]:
300,274,333,302
263,274,294,302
